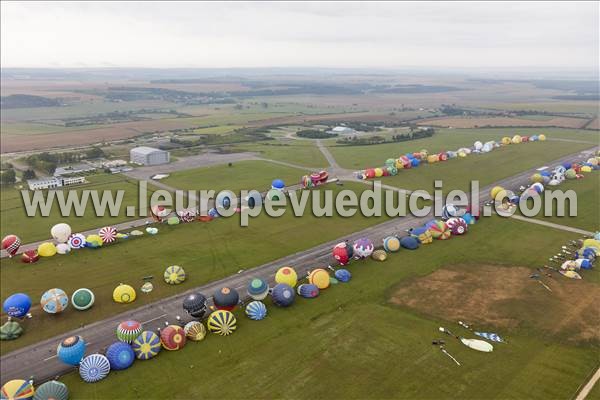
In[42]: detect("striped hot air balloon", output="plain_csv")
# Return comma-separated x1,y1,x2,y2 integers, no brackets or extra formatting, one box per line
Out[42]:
132,331,161,360
207,310,237,336
79,354,110,383
297,284,319,298
245,301,267,320
184,321,207,341
1,235,21,257
446,217,468,235
33,381,68,400
106,342,135,370
163,265,186,285
383,236,400,252
57,335,86,366
98,226,117,244
40,288,69,314
0,379,34,400
116,320,143,343
160,325,186,350
308,269,330,289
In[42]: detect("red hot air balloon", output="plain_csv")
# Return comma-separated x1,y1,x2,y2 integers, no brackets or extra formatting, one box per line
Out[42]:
332,242,354,266
21,250,39,264
2,235,21,257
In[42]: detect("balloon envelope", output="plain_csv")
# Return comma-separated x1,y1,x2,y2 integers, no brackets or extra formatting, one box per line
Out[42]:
41,288,68,314
132,331,161,360
51,223,72,243
3,293,31,318
2,235,21,256
245,301,268,320
183,293,207,318
106,341,135,370
271,283,295,307
79,354,110,383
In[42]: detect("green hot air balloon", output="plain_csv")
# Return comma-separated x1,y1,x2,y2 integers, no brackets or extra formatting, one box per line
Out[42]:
0,320,23,340
34,380,69,400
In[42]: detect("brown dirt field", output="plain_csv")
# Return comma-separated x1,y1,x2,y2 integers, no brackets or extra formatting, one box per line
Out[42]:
389,265,600,343
585,117,600,130
417,116,590,129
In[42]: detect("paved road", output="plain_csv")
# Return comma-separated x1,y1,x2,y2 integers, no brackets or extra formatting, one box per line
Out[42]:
509,215,595,236
575,366,600,400
2,146,596,384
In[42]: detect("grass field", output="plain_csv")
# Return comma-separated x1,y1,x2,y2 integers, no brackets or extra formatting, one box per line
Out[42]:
417,116,590,129
0,183,393,353
0,174,158,242
161,160,309,193
227,141,328,168
59,216,599,399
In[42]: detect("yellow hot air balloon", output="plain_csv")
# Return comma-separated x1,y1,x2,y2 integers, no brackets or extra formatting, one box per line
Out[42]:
530,173,543,183
308,269,330,289
538,134,547,141
0,379,34,400
275,266,298,287
458,151,467,158
374,168,383,178
490,186,505,199
395,159,404,169
113,284,136,304
581,166,592,173
511,135,522,144
38,242,57,257
501,137,511,145
427,155,439,163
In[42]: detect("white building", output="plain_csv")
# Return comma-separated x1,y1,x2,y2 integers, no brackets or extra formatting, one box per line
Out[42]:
327,126,356,135
54,164,96,177
130,147,170,166
103,159,128,168
27,176,86,190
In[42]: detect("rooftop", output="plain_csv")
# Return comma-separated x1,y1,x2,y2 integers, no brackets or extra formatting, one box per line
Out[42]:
130,146,166,155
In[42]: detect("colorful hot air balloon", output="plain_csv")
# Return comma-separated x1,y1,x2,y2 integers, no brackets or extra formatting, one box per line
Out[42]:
427,220,451,240
164,265,186,285
275,267,297,287
297,284,319,298
160,325,186,350
0,380,34,400
113,284,136,303
271,283,295,307
245,301,268,320
79,354,110,383
442,204,462,220
37,242,57,257
116,320,143,343
247,278,269,301
207,310,237,336
332,242,353,265
184,321,207,341
84,235,102,249
98,226,117,244
0,320,23,341
183,293,207,318
57,335,86,366
67,233,86,249
71,288,95,311
33,381,68,400
41,288,68,314
150,205,169,222
334,269,352,282
51,223,72,243
446,217,468,235
353,238,374,258
2,293,31,318
2,235,21,257
308,269,330,289
213,287,239,311
383,236,401,252
21,250,39,264
132,331,161,360
106,341,135,370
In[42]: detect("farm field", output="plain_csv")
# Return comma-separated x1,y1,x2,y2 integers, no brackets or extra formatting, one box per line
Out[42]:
0,183,394,353
417,115,591,129
161,160,309,193
60,217,599,399
0,174,158,242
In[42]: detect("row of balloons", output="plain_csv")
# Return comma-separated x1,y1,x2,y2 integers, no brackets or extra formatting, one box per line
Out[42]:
356,134,547,180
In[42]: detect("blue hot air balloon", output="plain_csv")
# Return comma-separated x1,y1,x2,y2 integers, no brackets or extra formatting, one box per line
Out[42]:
57,335,86,366
297,284,319,299
2,293,31,318
400,236,420,250
106,341,135,370
334,269,352,282
271,283,295,307
79,354,110,383
247,278,269,301
34,380,69,400
271,179,285,190
245,301,267,320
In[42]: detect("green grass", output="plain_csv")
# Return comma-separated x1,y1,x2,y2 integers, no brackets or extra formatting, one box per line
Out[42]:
161,160,309,193
60,217,599,399
191,125,241,135
0,183,392,353
0,174,157,242
227,141,328,168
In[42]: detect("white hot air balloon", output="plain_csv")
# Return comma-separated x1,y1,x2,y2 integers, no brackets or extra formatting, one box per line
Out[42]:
51,223,72,243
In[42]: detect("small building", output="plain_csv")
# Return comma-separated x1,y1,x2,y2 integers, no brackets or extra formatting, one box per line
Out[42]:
130,147,170,166
103,159,128,168
27,176,86,190
327,126,356,135
54,164,96,177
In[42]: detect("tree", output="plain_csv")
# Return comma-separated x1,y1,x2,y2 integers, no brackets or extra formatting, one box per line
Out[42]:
0,168,16,185
85,147,105,159
22,169,36,179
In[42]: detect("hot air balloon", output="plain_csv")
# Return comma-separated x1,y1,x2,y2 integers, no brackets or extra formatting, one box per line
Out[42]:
271,283,295,307
297,284,319,298
334,269,352,282
271,179,285,190
2,235,21,257
150,205,169,222
183,293,207,319
41,288,68,314
55,243,70,255
0,380,34,400
247,278,269,301
33,381,68,400
116,320,143,343
371,249,387,261
213,287,239,311
275,267,297,287
37,242,57,257
383,236,401,252
0,320,23,341
98,226,117,244
79,354,110,383
71,288,95,311
332,242,353,265
84,235,102,249
167,216,180,225
207,310,237,336
353,238,374,258
57,335,86,366
132,331,161,360
21,250,39,264
67,233,86,249
245,301,268,320
140,282,154,293
427,220,451,240
400,236,420,250
2,293,31,318
113,284,136,304
446,217,468,235
164,265,186,285
216,192,233,209
409,227,433,244
106,341,135,370
308,269,330,289
145,227,158,235
184,321,207,341
51,223,72,243
160,325,186,350
442,204,463,220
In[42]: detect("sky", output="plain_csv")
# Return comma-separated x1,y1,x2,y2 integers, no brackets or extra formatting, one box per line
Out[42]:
1,1,598,71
